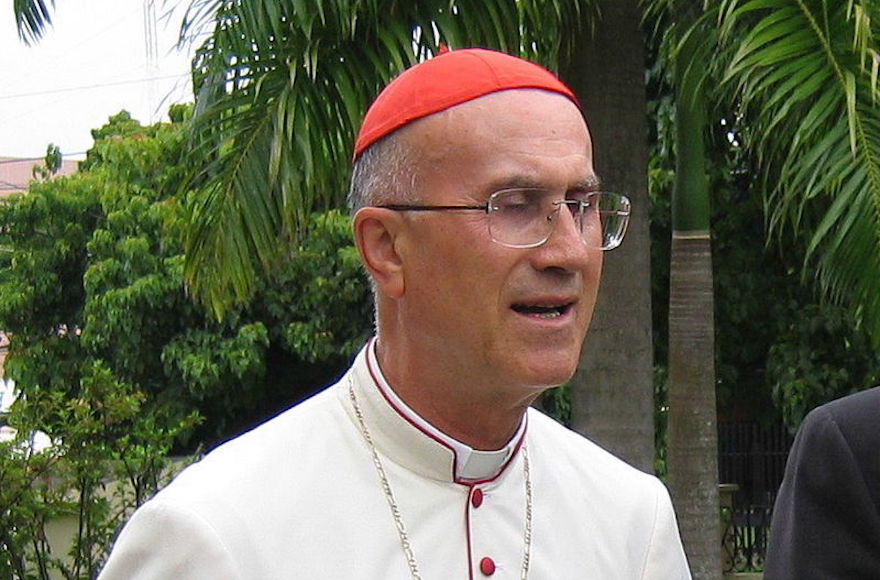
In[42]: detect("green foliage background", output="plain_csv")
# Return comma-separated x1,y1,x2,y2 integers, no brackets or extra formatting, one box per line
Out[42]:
2,108,373,448
646,44,880,438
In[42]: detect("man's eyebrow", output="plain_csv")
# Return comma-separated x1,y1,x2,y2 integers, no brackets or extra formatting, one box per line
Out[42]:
573,176,602,191
485,175,544,191
485,174,603,193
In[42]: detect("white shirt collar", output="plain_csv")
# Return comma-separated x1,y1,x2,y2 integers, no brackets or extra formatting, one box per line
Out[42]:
367,339,525,481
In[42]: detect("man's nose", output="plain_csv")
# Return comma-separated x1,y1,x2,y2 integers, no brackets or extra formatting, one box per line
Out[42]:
550,202,586,245
531,203,596,271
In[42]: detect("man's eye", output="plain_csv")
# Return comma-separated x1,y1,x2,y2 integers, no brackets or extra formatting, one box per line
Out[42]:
493,189,545,212
498,199,541,216
567,190,593,204
502,199,533,211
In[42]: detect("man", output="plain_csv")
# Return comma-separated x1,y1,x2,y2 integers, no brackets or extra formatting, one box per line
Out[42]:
764,386,880,579
100,48,690,579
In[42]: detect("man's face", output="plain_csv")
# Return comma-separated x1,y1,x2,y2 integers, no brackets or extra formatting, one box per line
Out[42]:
393,89,602,401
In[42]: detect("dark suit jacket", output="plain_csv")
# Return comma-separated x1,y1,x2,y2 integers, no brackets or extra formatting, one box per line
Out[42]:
765,386,880,579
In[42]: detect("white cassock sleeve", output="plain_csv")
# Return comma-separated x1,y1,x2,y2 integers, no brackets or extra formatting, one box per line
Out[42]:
98,500,241,580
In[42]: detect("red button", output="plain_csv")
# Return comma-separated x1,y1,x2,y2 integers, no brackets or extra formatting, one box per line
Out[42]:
471,488,484,508
480,557,496,576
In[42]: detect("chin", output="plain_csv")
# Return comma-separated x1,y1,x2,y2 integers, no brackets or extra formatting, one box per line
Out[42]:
515,355,579,389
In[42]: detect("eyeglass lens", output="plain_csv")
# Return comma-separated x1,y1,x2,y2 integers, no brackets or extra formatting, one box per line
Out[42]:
487,189,630,250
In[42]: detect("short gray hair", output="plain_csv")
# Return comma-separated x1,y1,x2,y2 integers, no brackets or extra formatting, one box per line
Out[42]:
348,132,417,326
348,132,415,213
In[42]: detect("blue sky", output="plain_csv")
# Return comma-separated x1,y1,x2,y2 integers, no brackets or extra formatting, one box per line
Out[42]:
1,0,194,159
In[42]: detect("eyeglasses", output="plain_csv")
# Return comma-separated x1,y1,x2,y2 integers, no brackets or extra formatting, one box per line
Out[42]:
377,188,631,250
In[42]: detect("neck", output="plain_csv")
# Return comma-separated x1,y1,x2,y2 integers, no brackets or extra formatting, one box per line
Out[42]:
374,337,538,450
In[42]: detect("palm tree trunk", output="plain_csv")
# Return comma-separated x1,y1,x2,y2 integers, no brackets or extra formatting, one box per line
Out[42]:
666,16,721,580
668,234,719,579
563,0,655,473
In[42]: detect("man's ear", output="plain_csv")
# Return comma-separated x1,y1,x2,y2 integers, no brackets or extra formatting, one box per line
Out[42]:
353,207,406,299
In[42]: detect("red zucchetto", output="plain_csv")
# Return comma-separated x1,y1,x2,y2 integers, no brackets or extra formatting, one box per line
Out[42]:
353,47,579,160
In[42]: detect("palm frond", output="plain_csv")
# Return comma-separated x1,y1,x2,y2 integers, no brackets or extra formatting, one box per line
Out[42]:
716,0,880,346
13,0,54,45
180,0,597,318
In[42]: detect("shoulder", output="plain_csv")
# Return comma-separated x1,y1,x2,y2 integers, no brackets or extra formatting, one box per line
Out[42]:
765,386,880,577
164,383,346,500
807,386,880,430
99,498,243,579
203,384,342,459
101,383,353,577
796,386,880,461
779,386,880,489
526,408,668,508
137,386,347,516
525,409,689,578
527,408,658,483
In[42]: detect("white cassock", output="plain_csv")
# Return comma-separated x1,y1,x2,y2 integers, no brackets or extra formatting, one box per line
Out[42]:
99,340,691,579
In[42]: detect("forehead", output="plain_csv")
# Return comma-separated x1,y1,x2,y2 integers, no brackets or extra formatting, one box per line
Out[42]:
400,89,594,193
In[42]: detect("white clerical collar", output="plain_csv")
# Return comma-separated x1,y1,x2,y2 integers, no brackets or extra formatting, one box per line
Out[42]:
367,339,525,481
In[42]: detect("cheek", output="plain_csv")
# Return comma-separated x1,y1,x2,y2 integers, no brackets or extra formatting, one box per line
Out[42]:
581,211,604,248
405,229,481,298
408,242,515,331
581,255,603,315
418,217,499,273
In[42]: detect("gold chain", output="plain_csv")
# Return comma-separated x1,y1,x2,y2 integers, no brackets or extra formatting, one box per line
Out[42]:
348,378,532,579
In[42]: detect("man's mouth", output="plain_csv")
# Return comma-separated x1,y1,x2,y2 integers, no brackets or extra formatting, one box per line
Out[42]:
511,302,574,319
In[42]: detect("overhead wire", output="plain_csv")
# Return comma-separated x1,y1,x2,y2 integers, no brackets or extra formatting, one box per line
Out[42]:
0,73,190,102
